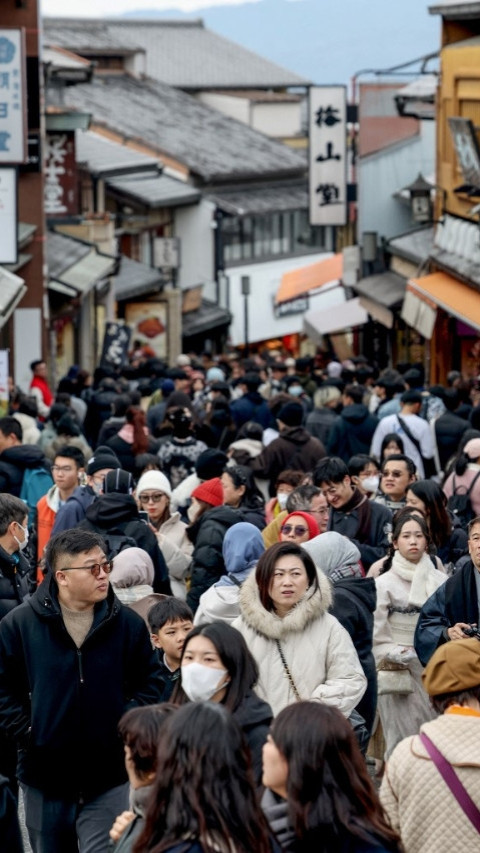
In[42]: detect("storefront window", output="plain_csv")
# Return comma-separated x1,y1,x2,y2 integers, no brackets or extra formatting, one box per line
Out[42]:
222,209,326,263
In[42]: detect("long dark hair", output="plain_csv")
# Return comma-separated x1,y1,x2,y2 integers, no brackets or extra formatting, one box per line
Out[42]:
269,702,401,852
380,509,431,574
255,541,319,611
223,465,265,509
407,479,452,548
173,622,258,713
380,432,404,462
134,703,273,853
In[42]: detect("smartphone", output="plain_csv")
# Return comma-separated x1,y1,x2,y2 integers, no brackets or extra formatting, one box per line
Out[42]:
138,511,149,524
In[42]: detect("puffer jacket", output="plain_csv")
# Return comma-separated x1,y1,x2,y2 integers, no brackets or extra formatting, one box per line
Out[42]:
156,512,193,600
250,426,326,494
232,571,366,717
0,546,32,621
186,505,242,613
380,713,480,853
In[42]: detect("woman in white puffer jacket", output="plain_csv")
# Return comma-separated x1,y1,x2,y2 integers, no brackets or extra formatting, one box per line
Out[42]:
232,541,366,718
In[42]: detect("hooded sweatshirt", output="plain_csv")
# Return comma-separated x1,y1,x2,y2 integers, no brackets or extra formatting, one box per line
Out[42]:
194,522,265,626
250,426,326,494
327,403,379,461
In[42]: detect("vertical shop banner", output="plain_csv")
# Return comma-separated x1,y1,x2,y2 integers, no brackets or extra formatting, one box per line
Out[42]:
309,86,347,226
0,29,27,164
0,166,17,263
100,322,132,370
0,350,9,417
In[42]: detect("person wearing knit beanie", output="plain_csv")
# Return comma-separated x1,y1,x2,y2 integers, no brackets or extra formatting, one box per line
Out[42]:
277,402,304,428
195,449,228,481
191,477,224,509
86,446,121,477
279,510,319,544
136,470,172,500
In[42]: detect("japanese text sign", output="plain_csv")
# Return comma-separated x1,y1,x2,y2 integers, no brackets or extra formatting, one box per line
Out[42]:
100,322,132,370
0,30,26,164
309,86,347,226
0,167,17,264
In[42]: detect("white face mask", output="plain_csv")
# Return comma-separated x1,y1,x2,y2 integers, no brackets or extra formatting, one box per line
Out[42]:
289,385,303,397
14,523,29,551
187,503,198,523
181,662,228,702
361,475,380,494
276,492,289,510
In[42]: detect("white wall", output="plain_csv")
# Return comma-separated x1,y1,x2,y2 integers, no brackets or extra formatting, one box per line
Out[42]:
175,199,216,298
358,121,435,241
198,93,250,125
225,253,346,347
252,101,302,138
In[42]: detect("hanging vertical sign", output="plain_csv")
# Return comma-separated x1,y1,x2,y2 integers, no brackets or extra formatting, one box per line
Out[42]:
0,166,17,263
309,86,347,226
0,29,27,164
0,349,8,417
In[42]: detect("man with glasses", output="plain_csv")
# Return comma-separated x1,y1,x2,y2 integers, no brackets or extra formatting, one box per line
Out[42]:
313,457,392,572
0,527,162,853
36,446,86,580
51,445,121,536
374,454,416,512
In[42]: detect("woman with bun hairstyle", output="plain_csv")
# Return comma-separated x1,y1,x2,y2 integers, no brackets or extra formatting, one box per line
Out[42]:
233,541,366,717
262,701,401,853
173,621,272,784
186,478,242,614
134,703,276,853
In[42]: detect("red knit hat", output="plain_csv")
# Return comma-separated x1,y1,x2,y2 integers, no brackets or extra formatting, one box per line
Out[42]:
191,477,224,507
279,511,320,540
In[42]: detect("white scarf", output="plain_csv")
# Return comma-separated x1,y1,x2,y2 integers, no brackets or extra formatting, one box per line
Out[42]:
391,551,439,608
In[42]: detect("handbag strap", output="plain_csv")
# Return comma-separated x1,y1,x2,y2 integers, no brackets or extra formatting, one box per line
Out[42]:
419,732,480,833
275,639,302,701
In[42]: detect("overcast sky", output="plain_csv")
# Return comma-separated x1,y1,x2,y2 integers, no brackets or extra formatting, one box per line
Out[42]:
41,0,259,16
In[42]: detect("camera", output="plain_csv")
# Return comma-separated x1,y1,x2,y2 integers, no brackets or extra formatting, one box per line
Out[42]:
462,624,480,639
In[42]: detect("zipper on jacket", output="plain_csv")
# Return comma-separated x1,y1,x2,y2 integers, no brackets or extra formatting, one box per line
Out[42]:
77,649,84,684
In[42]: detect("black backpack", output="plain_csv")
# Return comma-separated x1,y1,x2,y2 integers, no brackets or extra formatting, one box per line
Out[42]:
102,530,138,560
447,471,480,528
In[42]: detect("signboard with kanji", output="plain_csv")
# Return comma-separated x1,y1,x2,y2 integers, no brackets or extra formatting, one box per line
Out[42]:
0,30,26,164
153,237,180,269
0,166,17,263
100,322,132,371
309,86,347,226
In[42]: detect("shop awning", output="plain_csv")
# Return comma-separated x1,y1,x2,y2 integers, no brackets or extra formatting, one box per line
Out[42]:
276,253,342,304
182,299,232,338
353,271,406,307
303,297,368,341
47,231,116,295
106,173,200,209
0,267,27,329
405,271,480,336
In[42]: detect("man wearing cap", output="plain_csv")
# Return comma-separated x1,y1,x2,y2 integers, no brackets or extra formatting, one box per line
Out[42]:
51,446,121,535
380,637,480,851
249,401,326,495
370,390,437,478
0,527,162,853
415,516,480,666
230,372,274,430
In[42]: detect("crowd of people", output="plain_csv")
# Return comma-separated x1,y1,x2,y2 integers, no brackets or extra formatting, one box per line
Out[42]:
1,350,480,852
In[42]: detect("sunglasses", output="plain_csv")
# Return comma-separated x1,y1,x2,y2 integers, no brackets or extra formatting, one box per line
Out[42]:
281,525,309,536
60,560,113,578
139,493,167,505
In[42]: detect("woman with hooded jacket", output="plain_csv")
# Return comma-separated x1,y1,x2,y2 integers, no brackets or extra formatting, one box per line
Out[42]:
194,522,265,626
232,542,366,718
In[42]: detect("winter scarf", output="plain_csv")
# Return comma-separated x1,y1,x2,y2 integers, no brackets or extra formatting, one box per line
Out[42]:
391,550,442,608
338,487,372,542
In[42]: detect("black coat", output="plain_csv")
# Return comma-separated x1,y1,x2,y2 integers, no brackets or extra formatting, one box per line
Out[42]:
330,577,377,735
105,434,159,475
0,576,162,798
0,545,32,622
327,404,378,462
186,505,242,612
0,444,50,497
328,502,392,571
79,493,171,594
250,427,326,494
434,411,468,471
233,691,272,785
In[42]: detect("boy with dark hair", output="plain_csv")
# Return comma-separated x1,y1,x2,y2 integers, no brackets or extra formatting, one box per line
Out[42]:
148,598,194,701
36,446,86,577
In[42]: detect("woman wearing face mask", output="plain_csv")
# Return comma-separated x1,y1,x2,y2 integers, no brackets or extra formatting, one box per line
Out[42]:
174,621,273,785
135,469,193,599
373,513,447,758
262,702,401,853
156,407,207,490
134,703,276,853
279,511,319,545
265,470,304,524
185,478,243,614
220,465,266,530
348,455,380,499
232,542,367,718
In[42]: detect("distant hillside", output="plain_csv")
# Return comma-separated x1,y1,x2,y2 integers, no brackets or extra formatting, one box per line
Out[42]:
123,0,437,85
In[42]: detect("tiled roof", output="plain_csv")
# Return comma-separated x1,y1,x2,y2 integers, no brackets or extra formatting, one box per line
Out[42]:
114,255,164,301
207,182,308,216
107,173,200,208
51,73,306,183
429,1,480,17
359,117,420,157
43,17,309,88
76,130,161,177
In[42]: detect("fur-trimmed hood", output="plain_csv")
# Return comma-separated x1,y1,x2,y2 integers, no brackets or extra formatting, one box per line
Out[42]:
238,568,333,640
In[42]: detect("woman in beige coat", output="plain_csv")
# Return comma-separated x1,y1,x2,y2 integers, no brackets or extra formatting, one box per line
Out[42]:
232,541,366,718
380,637,480,853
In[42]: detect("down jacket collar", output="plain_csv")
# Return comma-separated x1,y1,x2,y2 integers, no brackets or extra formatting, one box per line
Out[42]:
238,568,332,641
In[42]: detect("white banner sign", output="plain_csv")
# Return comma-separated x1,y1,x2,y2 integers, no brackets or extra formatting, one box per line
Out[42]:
0,349,8,417
153,237,180,269
309,86,347,226
0,30,26,164
0,166,17,263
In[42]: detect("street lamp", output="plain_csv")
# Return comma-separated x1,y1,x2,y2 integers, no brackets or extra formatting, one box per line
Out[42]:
241,275,250,357
401,173,433,224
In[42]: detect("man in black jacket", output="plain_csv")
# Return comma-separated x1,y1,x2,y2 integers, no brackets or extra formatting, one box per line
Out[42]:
0,527,162,853
0,416,50,497
327,384,378,462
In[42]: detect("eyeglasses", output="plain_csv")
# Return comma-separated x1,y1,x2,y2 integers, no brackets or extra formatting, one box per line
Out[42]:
60,560,113,578
139,493,167,505
281,525,309,536
52,465,75,473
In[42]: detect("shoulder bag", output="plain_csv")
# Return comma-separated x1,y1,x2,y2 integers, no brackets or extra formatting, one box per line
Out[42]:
420,731,480,833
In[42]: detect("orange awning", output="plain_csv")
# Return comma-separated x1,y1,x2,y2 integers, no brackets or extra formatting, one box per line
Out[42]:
408,271,480,332
276,253,343,304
